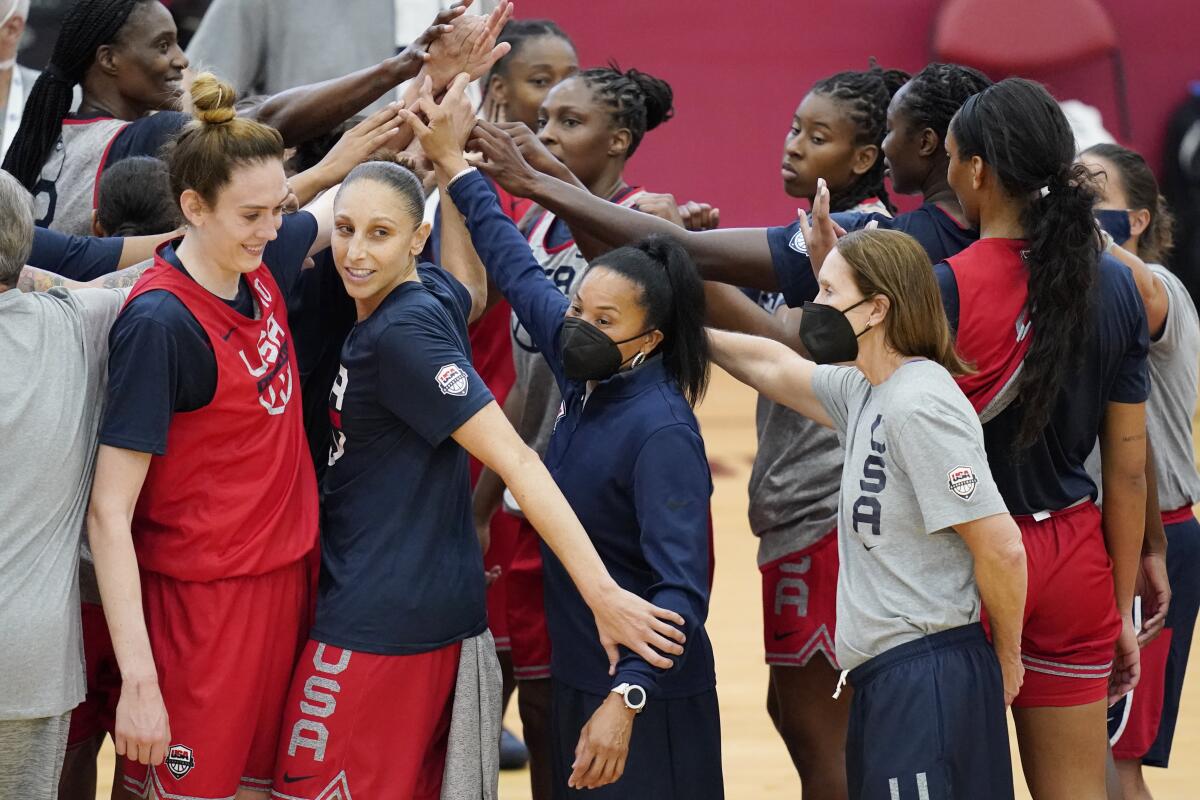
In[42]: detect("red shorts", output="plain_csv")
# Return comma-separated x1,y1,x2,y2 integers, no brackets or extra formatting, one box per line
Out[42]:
505,516,551,681
761,531,839,669
66,601,120,747
1110,601,1172,760
1009,501,1122,708
122,558,312,799
484,510,521,653
271,639,460,800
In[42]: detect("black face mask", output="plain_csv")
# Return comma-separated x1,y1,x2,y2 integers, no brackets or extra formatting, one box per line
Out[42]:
798,298,872,364
1095,209,1132,246
559,316,652,382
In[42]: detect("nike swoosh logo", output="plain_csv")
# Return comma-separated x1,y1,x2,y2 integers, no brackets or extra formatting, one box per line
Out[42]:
221,325,237,341
773,630,801,641
282,774,315,784
862,541,880,551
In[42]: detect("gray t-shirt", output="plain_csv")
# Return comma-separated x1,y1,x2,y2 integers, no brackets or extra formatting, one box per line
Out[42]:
748,293,841,565
813,360,1010,670
0,287,124,718
1146,264,1200,510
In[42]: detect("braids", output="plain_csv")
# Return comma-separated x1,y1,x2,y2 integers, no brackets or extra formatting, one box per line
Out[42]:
2,0,149,190
899,62,992,143
810,61,909,212
578,63,674,158
485,19,573,85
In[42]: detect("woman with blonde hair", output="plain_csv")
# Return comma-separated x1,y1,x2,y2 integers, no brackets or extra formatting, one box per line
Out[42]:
710,228,1027,800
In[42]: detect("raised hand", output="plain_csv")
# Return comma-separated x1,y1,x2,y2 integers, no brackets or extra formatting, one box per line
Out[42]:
424,0,513,90
393,3,466,75
493,120,573,180
468,118,542,198
796,177,848,275
678,200,721,231
399,73,477,173
633,192,686,227
315,103,406,182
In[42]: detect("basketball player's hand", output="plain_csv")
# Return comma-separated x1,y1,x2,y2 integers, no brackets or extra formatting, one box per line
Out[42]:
633,192,686,227
1109,614,1141,705
678,200,721,231
393,3,464,78
424,0,512,89
470,119,542,198
795,178,849,274
493,121,574,182
591,585,685,673
402,73,476,172
569,693,634,789
1137,552,1171,647
315,103,407,184
999,650,1024,706
115,679,171,766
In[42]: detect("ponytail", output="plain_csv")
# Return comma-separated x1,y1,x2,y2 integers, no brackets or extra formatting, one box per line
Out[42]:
2,0,147,190
590,234,711,405
951,78,1100,449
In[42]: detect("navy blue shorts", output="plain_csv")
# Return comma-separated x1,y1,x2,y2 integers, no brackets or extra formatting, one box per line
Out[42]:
549,679,723,800
846,623,1014,800
1108,512,1200,767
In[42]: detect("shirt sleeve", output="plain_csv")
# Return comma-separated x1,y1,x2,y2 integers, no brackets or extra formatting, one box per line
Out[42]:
421,264,473,325
263,211,319,305
376,319,495,446
99,292,216,455
810,364,867,434
448,170,571,389
933,261,960,334
612,423,713,697
1107,258,1151,404
891,401,1010,533
104,112,190,166
765,221,818,307
28,227,124,281
69,288,127,364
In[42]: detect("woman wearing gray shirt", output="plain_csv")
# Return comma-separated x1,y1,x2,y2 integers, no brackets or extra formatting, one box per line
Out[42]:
710,228,1027,800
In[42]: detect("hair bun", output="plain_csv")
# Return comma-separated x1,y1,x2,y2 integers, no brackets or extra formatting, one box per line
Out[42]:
625,68,674,131
190,72,237,125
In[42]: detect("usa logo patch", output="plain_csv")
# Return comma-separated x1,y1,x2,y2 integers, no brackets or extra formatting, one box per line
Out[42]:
947,466,978,501
436,363,469,397
788,227,809,255
165,744,195,779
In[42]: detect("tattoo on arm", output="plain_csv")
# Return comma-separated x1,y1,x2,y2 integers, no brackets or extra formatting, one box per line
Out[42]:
16,265,71,292
12,261,153,293
94,262,153,289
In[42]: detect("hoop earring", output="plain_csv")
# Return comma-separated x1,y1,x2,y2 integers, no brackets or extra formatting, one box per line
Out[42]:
630,351,646,369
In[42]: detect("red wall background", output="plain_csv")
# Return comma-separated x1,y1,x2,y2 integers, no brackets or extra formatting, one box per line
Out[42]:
519,0,1199,228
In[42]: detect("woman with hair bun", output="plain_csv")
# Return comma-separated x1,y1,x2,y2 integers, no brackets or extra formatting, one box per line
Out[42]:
85,72,358,800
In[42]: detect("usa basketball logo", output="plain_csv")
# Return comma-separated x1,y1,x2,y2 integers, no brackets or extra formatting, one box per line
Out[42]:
947,466,978,501
165,744,195,779
788,227,809,255
436,364,469,397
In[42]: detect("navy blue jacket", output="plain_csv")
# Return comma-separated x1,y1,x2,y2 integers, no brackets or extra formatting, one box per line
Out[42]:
449,170,716,699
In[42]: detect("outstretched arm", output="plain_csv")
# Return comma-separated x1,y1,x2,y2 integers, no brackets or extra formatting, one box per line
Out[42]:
452,402,687,673
707,328,832,426
15,260,156,292
469,120,780,289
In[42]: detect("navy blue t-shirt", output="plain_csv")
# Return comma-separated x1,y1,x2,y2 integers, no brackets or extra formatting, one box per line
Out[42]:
767,202,978,307
100,212,318,455
28,227,124,283
935,252,1150,514
103,111,190,167
314,264,494,655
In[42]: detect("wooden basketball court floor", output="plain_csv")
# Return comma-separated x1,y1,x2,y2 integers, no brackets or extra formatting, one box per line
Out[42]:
94,368,1200,798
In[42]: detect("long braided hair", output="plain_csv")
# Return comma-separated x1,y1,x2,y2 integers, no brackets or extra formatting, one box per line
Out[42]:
809,62,909,212
3,0,149,190
577,64,674,158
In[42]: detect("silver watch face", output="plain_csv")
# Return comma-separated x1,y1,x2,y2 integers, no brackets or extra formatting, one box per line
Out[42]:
626,685,646,708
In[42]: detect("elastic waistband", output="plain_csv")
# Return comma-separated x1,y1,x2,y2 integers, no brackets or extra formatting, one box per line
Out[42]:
849,623,987,687
1012,497,1095,524
1161,504,1196,527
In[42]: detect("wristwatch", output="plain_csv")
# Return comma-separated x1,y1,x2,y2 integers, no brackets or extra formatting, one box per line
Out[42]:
610,683,647,713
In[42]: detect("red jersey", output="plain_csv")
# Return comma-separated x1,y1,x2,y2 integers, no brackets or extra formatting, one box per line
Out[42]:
125,253,319,581
945,238,1033,416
